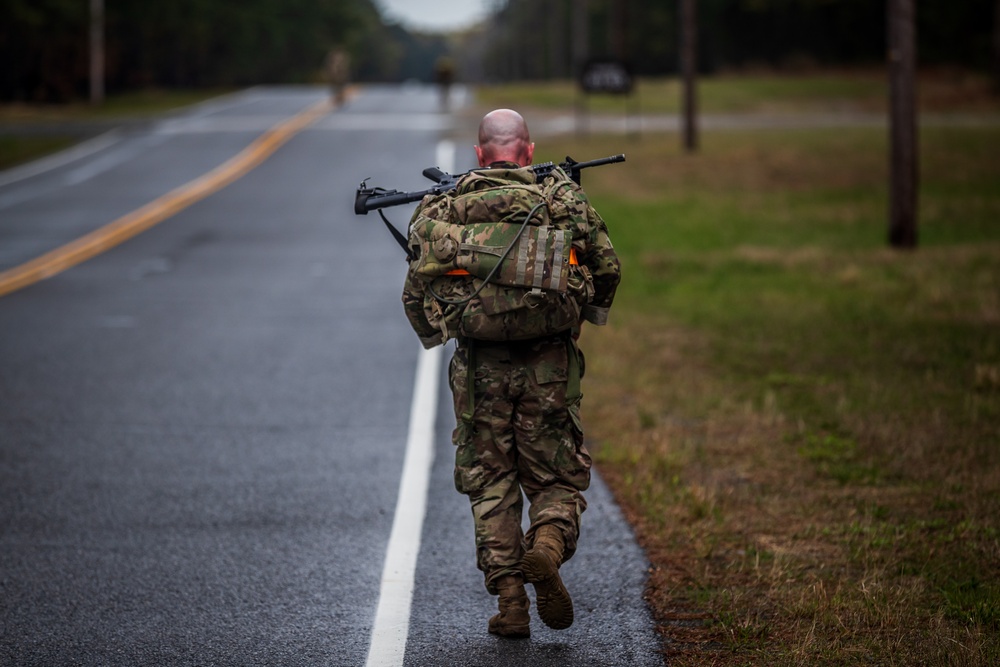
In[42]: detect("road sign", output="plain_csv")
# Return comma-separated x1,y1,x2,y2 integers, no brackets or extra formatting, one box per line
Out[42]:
579,58,633,95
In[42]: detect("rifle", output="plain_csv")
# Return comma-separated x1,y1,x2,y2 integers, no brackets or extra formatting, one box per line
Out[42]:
354,154,624,258
355,154,624,215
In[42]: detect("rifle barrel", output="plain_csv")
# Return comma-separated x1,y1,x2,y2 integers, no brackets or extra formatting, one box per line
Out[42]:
572,154,626,170
356,187,438,214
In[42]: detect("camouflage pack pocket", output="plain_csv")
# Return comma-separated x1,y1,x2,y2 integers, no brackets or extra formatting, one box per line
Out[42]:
409,215,464,278
498,290,581,339
477,282,525,316
460,286,582,341
456,224,571,293
423,276,476,342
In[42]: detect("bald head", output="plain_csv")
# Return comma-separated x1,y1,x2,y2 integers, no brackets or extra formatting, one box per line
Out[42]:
475,109,534,168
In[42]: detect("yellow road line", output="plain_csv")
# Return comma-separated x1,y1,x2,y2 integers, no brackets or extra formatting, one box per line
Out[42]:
0,97,333,299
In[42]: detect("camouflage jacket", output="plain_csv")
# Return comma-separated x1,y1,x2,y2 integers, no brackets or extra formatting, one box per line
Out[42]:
402,162,620,348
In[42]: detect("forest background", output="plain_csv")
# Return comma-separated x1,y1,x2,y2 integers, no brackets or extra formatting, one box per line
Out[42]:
1,0,997,103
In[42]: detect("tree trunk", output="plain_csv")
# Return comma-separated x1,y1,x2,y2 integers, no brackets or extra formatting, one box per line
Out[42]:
546,0,566,79
888,0,918,248
993,0,1000,92
611,0,629,62
89,0,104,105
573,0,589,77
680,0,698,153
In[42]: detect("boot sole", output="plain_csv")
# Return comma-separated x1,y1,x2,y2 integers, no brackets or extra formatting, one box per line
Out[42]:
488,622,531,639
521,550,574,630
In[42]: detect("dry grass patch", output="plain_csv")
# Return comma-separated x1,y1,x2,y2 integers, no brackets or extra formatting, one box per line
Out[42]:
583,303,999,665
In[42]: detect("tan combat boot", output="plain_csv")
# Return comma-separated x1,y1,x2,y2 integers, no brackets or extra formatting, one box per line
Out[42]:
520,524,573,629
488,574,531,638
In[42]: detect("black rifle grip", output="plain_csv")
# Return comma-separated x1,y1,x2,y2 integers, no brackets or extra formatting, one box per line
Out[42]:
422,167,448,183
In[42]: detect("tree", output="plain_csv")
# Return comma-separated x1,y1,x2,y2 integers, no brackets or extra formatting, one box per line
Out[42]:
680,0,698,153
994,0,1000,91
888,0,918,249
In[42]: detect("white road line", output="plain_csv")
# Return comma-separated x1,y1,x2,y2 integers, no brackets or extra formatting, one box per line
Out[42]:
364,345,442,667
435,140,455,174
64,134,167,186
364,139,454,667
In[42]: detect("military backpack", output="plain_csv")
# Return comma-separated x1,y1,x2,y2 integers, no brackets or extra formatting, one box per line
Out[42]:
407,166,595,342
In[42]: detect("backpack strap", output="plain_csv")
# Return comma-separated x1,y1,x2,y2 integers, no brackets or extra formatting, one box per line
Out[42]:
462,339,476,425
566,336,582,403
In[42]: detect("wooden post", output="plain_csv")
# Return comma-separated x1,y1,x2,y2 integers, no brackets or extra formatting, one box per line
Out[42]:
90,0,104,105
612,0,629,62
680,0,698,152
572,0,589,75
888,0,918,248
993,0,1000,93
573,0,589,136
547,0,566,79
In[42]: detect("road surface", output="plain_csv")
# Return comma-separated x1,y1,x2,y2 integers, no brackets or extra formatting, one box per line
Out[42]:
0,85,662,666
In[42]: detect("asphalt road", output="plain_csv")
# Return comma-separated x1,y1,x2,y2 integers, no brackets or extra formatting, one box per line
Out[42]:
0,85,662,666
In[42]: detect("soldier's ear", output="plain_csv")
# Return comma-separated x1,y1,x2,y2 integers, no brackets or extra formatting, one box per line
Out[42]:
475,145,487,167
525,142,535,166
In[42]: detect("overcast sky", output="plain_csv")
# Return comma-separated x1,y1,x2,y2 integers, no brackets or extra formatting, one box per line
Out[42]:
377,0,495,32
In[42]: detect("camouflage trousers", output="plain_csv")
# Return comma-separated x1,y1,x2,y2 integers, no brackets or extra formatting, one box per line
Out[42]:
448,334,592,595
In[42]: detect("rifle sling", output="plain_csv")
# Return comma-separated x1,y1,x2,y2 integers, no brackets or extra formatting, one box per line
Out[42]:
379,209,413,260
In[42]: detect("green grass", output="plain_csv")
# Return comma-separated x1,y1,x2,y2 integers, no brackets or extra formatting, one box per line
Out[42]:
0,88,235,171
0,136,78,171
479,75,885,114
532,124,1000,665
478,71,1000,115
0,88,235,123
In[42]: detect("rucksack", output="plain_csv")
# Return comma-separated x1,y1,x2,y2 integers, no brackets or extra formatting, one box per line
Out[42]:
407,166,595,342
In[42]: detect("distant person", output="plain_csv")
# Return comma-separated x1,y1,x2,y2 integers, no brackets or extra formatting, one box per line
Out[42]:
433,56,455,110
401,109,621,637
325,48,351,105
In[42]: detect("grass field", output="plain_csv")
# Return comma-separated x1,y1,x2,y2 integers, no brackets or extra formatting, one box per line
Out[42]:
478,70,1000,115
0,88,235,123
528,117,1000,664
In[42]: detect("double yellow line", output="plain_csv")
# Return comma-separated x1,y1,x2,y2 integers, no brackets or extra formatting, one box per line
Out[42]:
0,97,333,299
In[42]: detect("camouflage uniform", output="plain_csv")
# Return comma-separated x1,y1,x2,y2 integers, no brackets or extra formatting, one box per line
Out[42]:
402,162,620,594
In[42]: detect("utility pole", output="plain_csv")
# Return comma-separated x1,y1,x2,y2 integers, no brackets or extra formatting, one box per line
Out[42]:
611,0,629,62
573,0,589,136
572,0,589,76
547,0,565,79
680,0,698,152
993,0,1000,92
888,0,918,248
90,0,104,105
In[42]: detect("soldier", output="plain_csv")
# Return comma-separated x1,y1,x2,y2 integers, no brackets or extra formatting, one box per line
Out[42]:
324,48,350,105
402,109,620,637
433,56,455,110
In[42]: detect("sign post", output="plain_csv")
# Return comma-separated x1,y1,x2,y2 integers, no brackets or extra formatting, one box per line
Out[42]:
578,58,637,136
